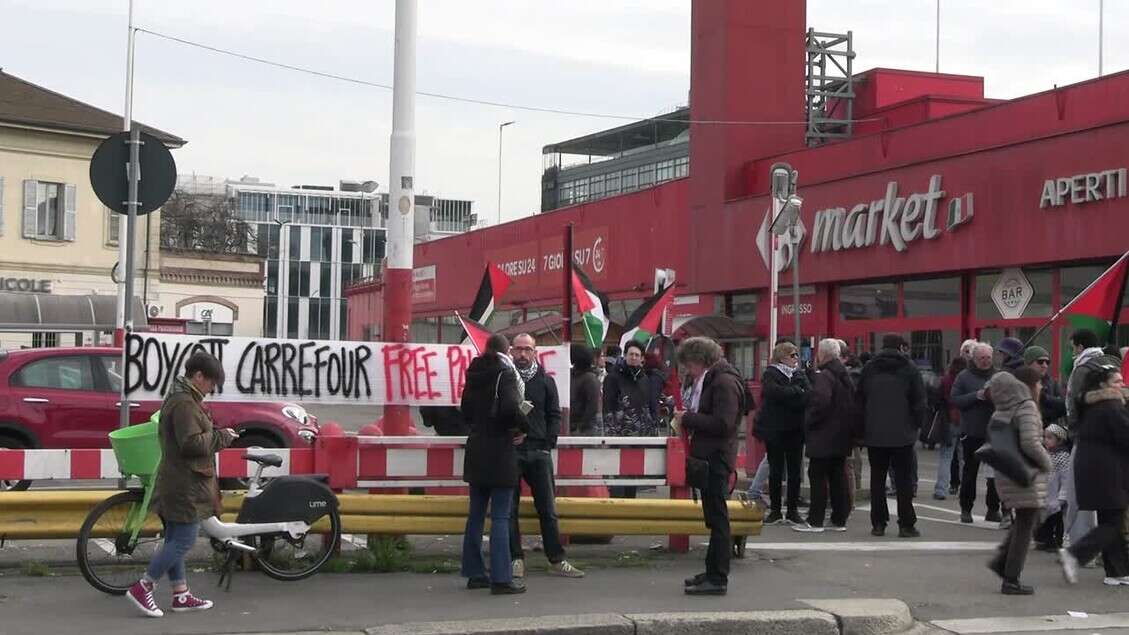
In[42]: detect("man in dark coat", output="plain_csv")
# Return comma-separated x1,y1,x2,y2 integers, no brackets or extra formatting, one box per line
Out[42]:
674,336,744,596
858,334,926,538
951,342,1002,523
569,344,601,435
1023,346,1066,427
793,339,854,533
508,334,584,580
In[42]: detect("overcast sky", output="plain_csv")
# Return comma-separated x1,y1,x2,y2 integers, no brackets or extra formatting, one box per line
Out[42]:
2,1,1124,224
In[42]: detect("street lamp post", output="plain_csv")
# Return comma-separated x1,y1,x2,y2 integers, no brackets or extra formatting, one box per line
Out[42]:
769,164,804,353
497,121,515,225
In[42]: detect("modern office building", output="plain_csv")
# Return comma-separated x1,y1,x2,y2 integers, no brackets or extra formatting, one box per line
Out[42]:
178,175,475,340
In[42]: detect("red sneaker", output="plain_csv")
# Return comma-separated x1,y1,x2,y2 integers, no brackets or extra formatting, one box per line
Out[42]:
171,591,214,612
126,580,163,618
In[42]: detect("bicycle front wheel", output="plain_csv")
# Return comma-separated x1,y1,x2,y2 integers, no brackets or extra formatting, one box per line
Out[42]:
76,490,164,595
252,508,342,582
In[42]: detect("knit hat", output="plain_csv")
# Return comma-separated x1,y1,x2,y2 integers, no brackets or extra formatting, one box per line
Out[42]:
1045,423,1069,442
1023,346,1051,365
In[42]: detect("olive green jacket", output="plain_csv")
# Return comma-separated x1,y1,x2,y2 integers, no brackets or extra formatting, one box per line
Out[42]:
151,377,233,523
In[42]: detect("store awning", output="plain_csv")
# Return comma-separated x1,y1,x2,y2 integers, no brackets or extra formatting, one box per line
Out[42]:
672,315,754,340
0,293,148,332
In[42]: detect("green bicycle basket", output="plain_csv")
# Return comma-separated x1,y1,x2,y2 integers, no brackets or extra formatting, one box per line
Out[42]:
109,413,162,477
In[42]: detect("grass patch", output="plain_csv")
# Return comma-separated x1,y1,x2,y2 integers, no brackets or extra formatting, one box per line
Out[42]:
21,561,49,577
366,535,412,572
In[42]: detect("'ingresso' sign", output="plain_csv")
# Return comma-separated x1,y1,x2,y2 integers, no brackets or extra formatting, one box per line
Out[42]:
123,333,569,406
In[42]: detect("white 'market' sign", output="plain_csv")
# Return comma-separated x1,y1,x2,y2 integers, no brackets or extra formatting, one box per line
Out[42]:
123,333,570,407
809,175,973,254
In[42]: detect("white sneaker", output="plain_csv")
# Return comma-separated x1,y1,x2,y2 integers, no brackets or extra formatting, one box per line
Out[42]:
511,559,525,579
548,560,585,578
791,522,825,533
827,524,848,532
1059,549,1079,585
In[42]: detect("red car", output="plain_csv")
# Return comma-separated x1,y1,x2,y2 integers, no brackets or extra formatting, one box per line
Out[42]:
0,346,319,490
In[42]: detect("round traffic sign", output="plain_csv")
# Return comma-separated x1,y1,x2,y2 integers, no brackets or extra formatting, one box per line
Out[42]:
89,130,177,216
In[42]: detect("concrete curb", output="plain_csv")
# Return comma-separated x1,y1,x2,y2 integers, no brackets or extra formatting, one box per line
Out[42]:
361,599,917,635
800,599,914,635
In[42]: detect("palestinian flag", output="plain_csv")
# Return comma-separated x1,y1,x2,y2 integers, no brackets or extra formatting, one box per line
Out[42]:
456,312,493,355
619,282,677,351
468,261,513,323
460,262,512,347
1058,251,1129,376
571,268,610,350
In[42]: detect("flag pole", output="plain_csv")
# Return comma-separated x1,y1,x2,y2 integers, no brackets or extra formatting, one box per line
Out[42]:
563,223,574,345
1021,249,1129,347
454,311,481,354
539,314,562,345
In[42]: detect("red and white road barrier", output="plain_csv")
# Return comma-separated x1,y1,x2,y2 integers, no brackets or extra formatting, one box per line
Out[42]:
353,436,669,488
0,437,690,488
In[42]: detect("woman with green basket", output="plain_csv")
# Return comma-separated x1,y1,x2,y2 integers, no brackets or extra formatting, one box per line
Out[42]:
126,352,237,618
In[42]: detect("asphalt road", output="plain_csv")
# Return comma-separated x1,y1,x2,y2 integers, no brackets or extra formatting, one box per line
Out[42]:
4,447,1128,634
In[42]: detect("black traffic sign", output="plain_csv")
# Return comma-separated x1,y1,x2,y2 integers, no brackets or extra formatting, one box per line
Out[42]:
89,130,177,215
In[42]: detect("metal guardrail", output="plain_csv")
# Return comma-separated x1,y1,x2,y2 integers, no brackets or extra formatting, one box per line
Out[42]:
0,492,763,540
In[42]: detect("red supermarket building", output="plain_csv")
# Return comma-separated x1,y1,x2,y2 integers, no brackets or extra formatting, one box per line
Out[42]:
347,0,1129,381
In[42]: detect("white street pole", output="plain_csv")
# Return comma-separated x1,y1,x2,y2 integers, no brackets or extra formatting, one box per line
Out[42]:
1099,0,1104,77
768,197,781,351
115,0,135,349
382,0,417,435
935,0,940,73
497,121,514,225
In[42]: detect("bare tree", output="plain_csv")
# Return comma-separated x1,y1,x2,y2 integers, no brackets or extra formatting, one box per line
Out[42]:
160,189,255,254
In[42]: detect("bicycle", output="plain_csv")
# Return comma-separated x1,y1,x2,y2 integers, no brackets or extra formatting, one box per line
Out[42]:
76,417,341,595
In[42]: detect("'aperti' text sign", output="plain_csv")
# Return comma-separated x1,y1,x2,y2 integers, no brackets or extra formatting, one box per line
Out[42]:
123,333,569,406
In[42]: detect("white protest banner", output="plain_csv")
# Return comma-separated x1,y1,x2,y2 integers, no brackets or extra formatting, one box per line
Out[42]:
123,333,570,407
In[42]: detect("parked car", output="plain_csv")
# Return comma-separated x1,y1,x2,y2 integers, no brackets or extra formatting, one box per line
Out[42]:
0,347,319,490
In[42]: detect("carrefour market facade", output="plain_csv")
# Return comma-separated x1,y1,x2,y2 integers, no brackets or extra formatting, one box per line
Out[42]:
346,1,1129,381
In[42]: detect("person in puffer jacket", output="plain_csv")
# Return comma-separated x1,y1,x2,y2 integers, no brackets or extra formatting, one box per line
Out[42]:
983,369,1052,595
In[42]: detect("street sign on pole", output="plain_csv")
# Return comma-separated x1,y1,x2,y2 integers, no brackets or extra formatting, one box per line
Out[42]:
89,130,176,216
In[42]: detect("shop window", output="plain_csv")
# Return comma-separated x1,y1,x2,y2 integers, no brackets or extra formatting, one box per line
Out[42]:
1015,326,1053,359
976,270,1052,319
725,340,756,380
1061,265,1108,306
908,330,960,376
727,293,758,324
903,277,960,317
839,283,897,321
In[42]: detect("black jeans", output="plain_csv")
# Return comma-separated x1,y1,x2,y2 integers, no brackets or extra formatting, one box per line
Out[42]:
766,430,804,515
960,436,1001,515
808,456,849,528
509,448,565,563
950,443,962,488
700,455,732,585
1034,504,1067,548
990,508,1038,582
868,445,917,529
1069,508,1129,578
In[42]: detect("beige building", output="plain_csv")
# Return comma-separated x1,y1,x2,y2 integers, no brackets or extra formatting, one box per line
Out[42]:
158,249,265,337
0,70,267,345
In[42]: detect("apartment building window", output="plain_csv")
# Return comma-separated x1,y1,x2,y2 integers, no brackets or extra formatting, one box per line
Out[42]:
23,180,75,241
674,156,689,178
31,332,59,348
105,209,120,246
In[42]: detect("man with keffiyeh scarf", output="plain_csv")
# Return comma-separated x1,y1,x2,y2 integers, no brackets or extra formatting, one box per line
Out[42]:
506,333,586,580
